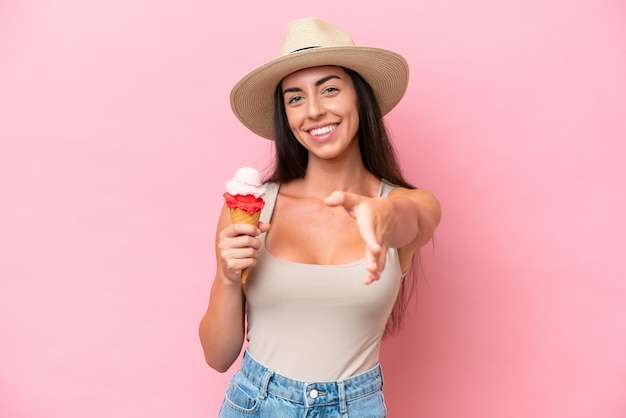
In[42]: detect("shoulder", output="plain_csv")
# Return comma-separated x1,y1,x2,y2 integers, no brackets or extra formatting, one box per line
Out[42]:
388,185,436,201
389,186,442,225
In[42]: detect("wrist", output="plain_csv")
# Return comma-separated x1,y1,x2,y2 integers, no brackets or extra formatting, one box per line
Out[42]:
217,272,244,288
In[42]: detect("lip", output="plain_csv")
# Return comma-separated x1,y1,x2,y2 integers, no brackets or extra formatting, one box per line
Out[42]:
306,123,339,143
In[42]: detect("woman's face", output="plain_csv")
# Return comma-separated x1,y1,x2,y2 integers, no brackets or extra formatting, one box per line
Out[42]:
281,66,360,161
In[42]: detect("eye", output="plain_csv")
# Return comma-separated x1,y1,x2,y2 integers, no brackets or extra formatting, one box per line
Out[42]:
323,87,339,94
287,95,304,105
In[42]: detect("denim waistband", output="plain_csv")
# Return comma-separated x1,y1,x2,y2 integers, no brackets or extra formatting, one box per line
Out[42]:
239,350,383,408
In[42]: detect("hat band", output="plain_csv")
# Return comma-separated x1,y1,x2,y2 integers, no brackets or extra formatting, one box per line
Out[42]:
291,46,320,53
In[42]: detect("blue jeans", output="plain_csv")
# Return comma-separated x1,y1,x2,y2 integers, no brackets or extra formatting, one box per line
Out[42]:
218,351,387,417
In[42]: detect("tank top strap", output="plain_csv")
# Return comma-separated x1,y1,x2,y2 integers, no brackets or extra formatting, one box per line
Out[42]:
379,179,398,197
260,182,279,224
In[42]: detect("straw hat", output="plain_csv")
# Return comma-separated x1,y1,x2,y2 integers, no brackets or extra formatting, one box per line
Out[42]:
230,17,409,140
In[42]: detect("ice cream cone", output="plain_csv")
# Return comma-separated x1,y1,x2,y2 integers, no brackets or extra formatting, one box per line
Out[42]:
229,208,261,226
229,208,261,283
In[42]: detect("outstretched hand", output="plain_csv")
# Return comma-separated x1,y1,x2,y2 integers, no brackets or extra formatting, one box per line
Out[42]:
324,191,392,285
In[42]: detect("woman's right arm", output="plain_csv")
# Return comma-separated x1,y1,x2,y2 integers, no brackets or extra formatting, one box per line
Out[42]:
198,204,266,372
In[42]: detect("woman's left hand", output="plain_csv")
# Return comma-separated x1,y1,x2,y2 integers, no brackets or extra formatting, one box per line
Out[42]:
324,191,394,284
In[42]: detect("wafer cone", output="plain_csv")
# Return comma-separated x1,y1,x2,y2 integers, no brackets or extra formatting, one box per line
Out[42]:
229,208,261,283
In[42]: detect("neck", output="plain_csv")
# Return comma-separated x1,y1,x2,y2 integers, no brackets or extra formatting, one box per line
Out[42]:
297,158,379,197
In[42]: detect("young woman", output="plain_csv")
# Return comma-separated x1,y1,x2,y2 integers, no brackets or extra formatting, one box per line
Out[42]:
200,17,441,417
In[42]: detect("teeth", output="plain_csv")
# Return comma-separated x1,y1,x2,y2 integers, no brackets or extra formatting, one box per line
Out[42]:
310,125,335,136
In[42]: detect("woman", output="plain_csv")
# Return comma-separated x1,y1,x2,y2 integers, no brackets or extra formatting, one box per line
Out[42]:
199,17,441,417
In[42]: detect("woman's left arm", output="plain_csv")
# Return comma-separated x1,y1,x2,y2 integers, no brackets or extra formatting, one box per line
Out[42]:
324,188,441,283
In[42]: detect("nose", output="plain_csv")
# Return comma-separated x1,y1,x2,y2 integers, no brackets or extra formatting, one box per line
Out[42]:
306,96,325,119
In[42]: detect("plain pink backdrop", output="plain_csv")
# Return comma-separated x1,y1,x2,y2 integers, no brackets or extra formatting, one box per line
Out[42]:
1,1,625,417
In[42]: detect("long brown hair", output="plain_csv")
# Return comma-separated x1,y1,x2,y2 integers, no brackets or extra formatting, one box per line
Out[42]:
266,67,418,337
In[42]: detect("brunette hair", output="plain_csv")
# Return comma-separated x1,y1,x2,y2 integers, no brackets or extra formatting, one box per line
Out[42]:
266,67,417,337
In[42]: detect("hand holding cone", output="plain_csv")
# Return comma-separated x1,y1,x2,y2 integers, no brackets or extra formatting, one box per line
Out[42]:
228,207,262,282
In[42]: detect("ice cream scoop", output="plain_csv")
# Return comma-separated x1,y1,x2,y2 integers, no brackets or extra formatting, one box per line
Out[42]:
225,166,266,198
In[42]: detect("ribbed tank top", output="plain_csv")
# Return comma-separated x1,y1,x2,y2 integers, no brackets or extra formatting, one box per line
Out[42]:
243,180,402,381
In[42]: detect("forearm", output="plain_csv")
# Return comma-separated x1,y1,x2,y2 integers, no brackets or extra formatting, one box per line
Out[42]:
410,201,438,248
199,275,246,373
388,188,441,249
387,197,421,248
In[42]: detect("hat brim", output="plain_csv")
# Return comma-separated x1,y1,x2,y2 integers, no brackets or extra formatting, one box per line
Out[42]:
230,46,409,140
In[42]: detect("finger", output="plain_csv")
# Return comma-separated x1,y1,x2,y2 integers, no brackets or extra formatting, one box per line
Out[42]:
324,191,362,212
219,234,262,256
376,244,387,275
363,248,379,283
236,246,260,262
323,191,346,207
365,248,375,272
221,242,261,276
364,266,381,285
227,222,261,238
258,222,271,233
355,213,381,255
235,234,262,250
364,242,387,284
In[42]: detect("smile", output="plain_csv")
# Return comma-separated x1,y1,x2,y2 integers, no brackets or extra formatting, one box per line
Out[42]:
309,125,337,136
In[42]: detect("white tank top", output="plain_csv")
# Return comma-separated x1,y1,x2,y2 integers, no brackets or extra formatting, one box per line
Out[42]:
243,180,402,381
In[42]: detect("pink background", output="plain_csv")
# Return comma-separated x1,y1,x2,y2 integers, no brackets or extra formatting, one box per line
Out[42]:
1,0,625,417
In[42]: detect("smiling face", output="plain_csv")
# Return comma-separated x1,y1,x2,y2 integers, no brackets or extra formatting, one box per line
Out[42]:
280,66,360,162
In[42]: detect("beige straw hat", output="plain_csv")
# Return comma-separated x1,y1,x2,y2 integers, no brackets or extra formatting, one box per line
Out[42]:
230,17,409,140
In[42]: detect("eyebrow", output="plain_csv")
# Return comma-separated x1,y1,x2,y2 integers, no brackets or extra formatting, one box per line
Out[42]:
282,74,342,95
